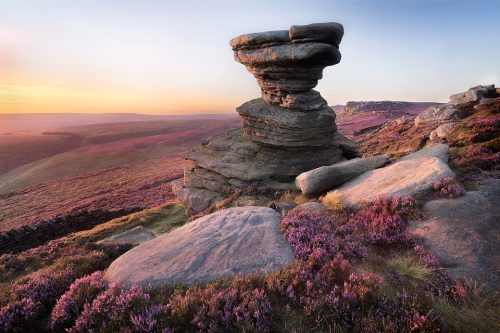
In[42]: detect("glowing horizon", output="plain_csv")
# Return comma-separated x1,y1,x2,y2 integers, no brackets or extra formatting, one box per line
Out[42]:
1,0,499,115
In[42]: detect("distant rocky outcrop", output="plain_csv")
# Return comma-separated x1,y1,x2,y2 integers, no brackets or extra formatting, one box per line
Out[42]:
415,85,498,126
174,22,359,213
104,207,294,287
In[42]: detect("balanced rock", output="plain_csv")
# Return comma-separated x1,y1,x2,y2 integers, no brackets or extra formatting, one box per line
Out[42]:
296,155,389,195
104,207,294,287
332,145,455,208
175,22,358,213
230,22,343,111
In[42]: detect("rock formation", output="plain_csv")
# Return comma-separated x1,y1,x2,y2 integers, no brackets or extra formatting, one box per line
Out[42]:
174,22,359,213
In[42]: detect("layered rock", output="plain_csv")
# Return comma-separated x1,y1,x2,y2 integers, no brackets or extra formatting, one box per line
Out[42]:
175,22,358,213
230,22,343,111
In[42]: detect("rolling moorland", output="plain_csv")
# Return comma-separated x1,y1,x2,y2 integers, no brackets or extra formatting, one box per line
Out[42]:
0,117,241,231
0,85,498,332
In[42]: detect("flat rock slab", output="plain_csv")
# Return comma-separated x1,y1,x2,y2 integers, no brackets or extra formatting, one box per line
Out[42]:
333,146,455,208
100,226,156,246
410,179,500,290
399,143,450,162
104,207,294,287
295,155,389,195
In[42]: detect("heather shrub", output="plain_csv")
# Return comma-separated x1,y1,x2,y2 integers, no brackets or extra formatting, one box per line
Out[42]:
451,145,500,172
281,210,366,263
0,298,42,333
51,271,107,331
71,284,169,333
433,177,465,198
11,268,76,307
168,275,271,332
339,196,417,248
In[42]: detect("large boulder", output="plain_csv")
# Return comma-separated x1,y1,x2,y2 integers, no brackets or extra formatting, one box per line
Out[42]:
104,207,294,287
410,179,500,290
171,179,223,213
295,155,389,195
332,145,455,208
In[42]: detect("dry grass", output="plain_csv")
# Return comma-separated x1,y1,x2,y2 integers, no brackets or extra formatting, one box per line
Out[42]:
320,191,343,212
386,256,432,281
434,280,500,333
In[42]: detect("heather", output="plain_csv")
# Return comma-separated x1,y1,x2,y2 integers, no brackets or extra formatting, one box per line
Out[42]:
433,177,465,198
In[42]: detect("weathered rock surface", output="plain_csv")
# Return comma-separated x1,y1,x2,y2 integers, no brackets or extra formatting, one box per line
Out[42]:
100,226,156,246
296,155,389,195
171,179,223,213
237,98,336,147
231,22,343,111
333,146,455,208
449,85,497,106
187,129,345,182
410,179,500,290
104,207,294,287
399,143,450,162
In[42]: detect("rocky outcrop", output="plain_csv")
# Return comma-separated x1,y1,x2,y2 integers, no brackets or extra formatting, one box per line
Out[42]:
414,104,458,126
175,22,358,213
415,85,498,126
410,179,500,290
449,85,497,105
331,145,455,208
104,207,294,287
100,226,156,246
295,155,389,195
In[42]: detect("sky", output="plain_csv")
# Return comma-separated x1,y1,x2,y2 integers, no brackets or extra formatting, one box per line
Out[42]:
0,0,499,114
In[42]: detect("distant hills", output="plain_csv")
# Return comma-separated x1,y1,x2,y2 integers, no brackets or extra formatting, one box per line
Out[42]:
0,113,237,133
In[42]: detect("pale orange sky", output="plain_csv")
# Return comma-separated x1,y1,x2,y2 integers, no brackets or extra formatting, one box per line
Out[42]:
1,0,499,115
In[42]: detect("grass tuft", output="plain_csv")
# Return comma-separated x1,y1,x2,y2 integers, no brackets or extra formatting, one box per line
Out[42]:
320,191,343,212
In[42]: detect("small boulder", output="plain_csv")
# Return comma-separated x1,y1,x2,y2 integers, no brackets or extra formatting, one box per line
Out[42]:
410,179,500,290
269,201,297,217
291,201,325,214
429,123,456,141
104,207,294,287
100,226,156,246
333,146,455,208
295,155,389,195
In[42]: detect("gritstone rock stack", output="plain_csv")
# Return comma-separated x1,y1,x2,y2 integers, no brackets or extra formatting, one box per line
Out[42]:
173,22,359,213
